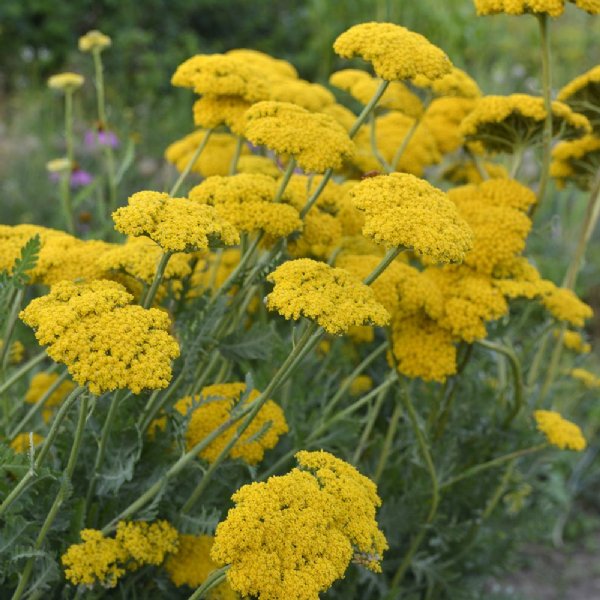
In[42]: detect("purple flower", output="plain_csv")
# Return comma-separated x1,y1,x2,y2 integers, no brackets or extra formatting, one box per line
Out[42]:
70,168,94,187
84,129,120,149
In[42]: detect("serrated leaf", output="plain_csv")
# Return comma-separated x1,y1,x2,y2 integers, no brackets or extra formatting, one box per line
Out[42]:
11,234,41,288
220,323,279,361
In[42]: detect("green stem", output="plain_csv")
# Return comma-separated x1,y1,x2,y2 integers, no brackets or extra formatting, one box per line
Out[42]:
8,369,70,441
391,118,419,172
349,80,390,138
61,90,75,234
186,566,230,600
562,172,600,289
181,323,323,512
466,147,489,181
169,129,213,196
229,135,244,175
300,168,333,219
12,393,90,600
374,399,402,482
142,251,172,309
439,444,547,491
369,113,393,173
0,351,46,396
510,144,525,179
477,339,524,427
390,383,439,591
363,247,403,286
526,323,552,389
1,288,24,370
538,325,565,405
352,382,389,464
532,14,553,213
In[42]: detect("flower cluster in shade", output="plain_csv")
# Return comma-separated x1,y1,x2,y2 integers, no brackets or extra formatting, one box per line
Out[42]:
558,330,591,354
112,190,239,253
170,382,288,465
265,258,390,335
550,135,600,190
61,521,178,587
211,450,387,600
558,65,600,130
10,432,44,454
534,410,587,451
20,280,180,395
570,367,600,388
24,372,76,422
473,0,600,16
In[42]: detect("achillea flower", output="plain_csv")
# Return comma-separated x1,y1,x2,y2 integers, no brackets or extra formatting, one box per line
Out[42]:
550,135,600,190
558,65,600,129
244,101,355,173
211,451,387,600
174,383,288,465
20,280,180,395
113,191,239,253
225,48,298,79
189,174,302,238
25,372,76,422
61,521,178,588
165,130,251,177
48,72,84,91
79,30,112,52
559,330,591,354
10,432,43,453
288,210,342,259
422,97,477,155
534,410,586,451
570,367,600,388
330,69,423,118
322,103,358,132
443,160,509,185
333,22,452,82
265,259,390,334
193,95,250,136
236,154,280,178
413,67,482,99
350,173,473,263
474,0,600,14
461,94,591,153
349,374,373,396
165,534,236,598
542,287,593,327
391,312,457,382
0,339,24,364
171,54,269,102
268,78,336,112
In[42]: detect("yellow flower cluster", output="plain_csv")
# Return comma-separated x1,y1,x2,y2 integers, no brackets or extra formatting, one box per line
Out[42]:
211,451,387,600
0,339,24,364
265,259,390,334
550,135,600,190
413,67,482,99
244,101,354,173
113,191,239,253
422,97,477,155
462,94,591,153
288,210,342,259
268,78,335,112
541,287,593,327
61,521,178,587
189,174,302,238
559,330,591,353
443,160,509,185
47,72,84,91
20,280,180,394
558,65,600,129
79,30,112,53
173,383,288,465
329,69,423,118
570,367,600,388
534,410,587,451
333,22,452,82
165,534,236,598
25,372,76,422
193,94,250,136
473,0,566,15
349,374,374,396
350,173,473,263
10,432,43,453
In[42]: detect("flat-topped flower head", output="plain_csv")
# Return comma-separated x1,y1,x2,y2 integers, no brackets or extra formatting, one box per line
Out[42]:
542,286,593,327
48,72,84,92
413,67,481,99
225,48,298,79
171,54,269,101
474,0,600,14
266,259,390,334
330,69,423,118
559,330,591,354
268,78,336,112
189,174,302,238
173,382,288,465
461,94,591,153
20,280,180,395
333,22,452,82
558,65,600,130
79,30,112,53
422,97,477,155
244,101,355,173
113,191,239,253
350,173,473,263
193,94,250,136
551,135,600,190
211,451,387,600
534,410,586,451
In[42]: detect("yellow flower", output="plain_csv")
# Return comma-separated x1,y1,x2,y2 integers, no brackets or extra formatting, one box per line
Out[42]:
570,367,600,387
165,534,237,598
330,69,423,118
474,0,600,14
268,78,336,112
211,451,387,600
422,97,477,155
25,372,76,422
559,330,591,354
244,101,355,173
349,374,373,396
558,65,600,130
165,130,250,178
350,173,473,263
193,95,251,136
115,521,179,566
48,72,84,91
413,67,481,99
189,174,302,238
333,22,452,82
534,410,586,451
20,280,180,395
79,30,112,53
173,382,288,465
551,135,600,190
0,339,24,365
288,210,342,260
461,94,591,153
266,259,390,335
10,432,43,453
542,287,593,327
442,160,509,185
225,48,298,79
46,158,72,173
236,155,280,178
113,190,239,253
